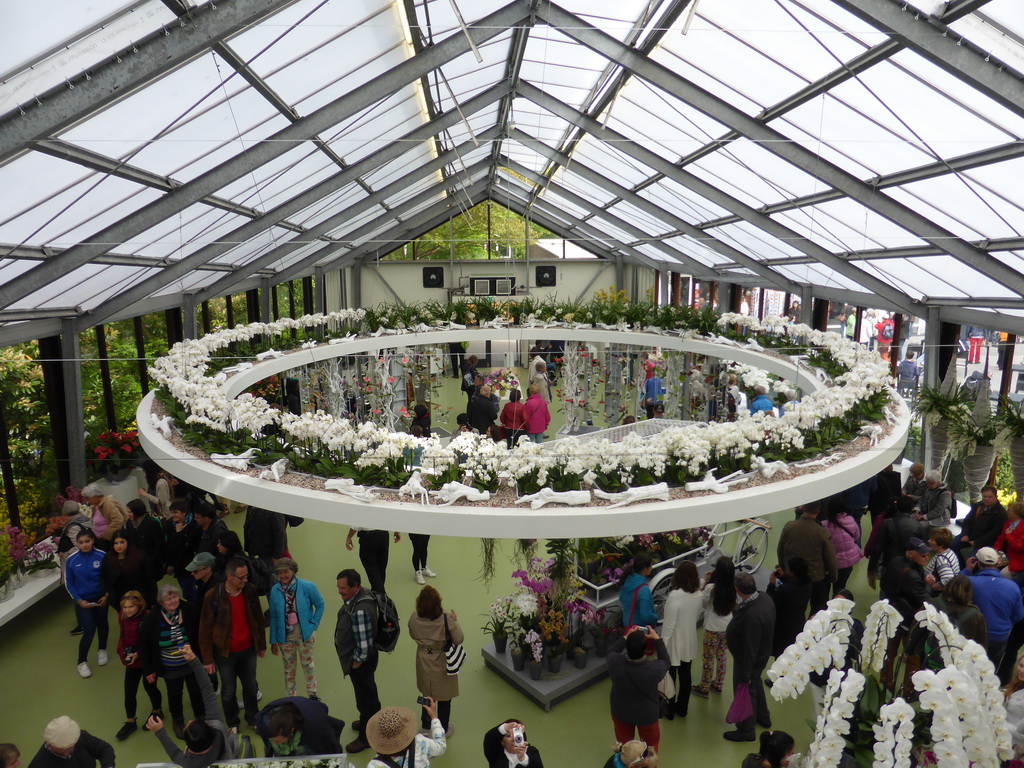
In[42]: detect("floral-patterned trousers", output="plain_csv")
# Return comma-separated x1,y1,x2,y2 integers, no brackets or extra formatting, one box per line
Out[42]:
281,632,318,697
698,630,728,692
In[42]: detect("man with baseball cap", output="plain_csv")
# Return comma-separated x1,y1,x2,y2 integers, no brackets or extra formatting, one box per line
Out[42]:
963,547,1024,665
879,537,930,627
27,717,114,768
186,552,219,607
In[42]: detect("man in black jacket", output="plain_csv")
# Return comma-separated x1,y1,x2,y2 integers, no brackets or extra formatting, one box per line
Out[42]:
724,572,776,742
879,538,930,627
165,501,201,603
243,507,288,565
953,485,1006,562
867,497,924,592
125,499,164,565
28,717,115,768
194,504,228,557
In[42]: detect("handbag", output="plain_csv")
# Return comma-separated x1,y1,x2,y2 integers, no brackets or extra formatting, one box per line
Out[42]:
443,614,465,675
725,681,753,724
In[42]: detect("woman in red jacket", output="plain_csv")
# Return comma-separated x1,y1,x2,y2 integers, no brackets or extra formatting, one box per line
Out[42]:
116,590,163,741
996,501,1024,587
500,389,528,449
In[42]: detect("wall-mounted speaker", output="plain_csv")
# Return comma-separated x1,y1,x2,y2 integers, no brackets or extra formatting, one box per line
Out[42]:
535,265,557,287
422,266,444,289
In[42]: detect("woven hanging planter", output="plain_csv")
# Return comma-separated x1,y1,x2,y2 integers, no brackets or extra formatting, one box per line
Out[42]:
927,418,951,472
963,445,997,502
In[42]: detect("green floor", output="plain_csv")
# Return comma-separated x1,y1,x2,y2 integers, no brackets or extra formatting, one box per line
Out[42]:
0,509,877,766
1,365,874,764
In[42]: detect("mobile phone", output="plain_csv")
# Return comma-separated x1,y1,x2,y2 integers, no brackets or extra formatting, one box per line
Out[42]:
416,695,430,706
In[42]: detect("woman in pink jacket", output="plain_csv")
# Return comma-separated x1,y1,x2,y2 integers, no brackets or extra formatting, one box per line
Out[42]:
524,382,551,443
823,498,862,595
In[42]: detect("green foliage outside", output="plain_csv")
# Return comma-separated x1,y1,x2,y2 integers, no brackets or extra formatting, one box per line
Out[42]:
380,201,552,260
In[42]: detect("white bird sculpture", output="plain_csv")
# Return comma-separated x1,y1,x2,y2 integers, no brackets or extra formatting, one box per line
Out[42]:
751,456,791,479
210,448,258,471
859,424,884,446
150,413,175,439
255,349,284,361
258,458,289,483
684,470,749,495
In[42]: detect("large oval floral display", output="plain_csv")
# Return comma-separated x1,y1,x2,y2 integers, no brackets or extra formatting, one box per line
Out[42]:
138,301,909,537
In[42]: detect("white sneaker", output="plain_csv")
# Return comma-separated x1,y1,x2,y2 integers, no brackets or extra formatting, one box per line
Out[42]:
256,689,263,702
77,662,92,678
97,650,108,666
422,567,437,578
415,570,425,585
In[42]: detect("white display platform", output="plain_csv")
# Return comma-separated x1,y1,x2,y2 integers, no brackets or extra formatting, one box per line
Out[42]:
139,327,911,539
0,569,62,627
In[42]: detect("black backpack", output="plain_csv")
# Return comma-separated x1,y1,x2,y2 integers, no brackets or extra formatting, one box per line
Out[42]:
369,591,401,653
246,556,275,596
58,516,92,554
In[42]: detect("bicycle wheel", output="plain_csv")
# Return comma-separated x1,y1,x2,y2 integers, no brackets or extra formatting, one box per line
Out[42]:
650,569,674,622
735,524,769,571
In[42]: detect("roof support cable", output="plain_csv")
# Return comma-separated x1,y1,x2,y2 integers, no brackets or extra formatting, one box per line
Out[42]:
447,0,484,63
682,0,702,35
437,70,480,147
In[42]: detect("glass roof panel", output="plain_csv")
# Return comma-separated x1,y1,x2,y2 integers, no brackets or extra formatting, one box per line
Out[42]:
849,257,968,300
412,0,509,42
711,221,803,262
993,251,1024,275
775,261,880,293
896,255,1019,299
606,200,675,237
887,173,1024,242
363,147,441,191
570,137,656,188
214,145,336,210
948,10,1024,86
129,204,249,260
507,102,575,145
658,236,727,267
636,178,730,223
0,0,176,117
802,198,928,250
227,0,394,78
614,78,730,150
981,0,1024,36
551,172,619,208
321,89,424,165
519,28,609,110
687,139,821,210
576,0,659,43
207,227,300,269
0,153,93,228
294,183,367,229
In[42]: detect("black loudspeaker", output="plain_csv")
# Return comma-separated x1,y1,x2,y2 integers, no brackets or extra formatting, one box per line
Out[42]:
422,266,444,288
535,265,556,287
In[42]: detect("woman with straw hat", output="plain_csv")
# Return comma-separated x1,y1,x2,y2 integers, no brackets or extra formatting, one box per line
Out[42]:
365,700,445,768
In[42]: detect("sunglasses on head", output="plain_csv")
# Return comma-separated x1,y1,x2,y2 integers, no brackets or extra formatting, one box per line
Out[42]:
629,743,650,765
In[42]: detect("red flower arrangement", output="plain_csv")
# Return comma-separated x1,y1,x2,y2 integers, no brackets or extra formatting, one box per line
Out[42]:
87,429,141,474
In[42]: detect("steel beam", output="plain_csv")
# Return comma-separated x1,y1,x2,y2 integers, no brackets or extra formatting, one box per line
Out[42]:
190,129,500,303
61,318,87,488
831,0,1024,119
517,82,918,315
0,2,530,312
500,157,694,271
80,85,509,327
273,164,494,282
0,0,308,165
509,128,800,293
536,3,1024,297
0,241,276,273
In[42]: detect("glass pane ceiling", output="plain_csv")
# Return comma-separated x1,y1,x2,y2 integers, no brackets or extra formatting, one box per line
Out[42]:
1,0,1024,335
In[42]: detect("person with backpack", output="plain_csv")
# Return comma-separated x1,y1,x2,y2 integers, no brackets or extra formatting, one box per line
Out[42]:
334,568,382,754
617,554,658,629
875,313,895,360
165,501,202,603
198,558,267,732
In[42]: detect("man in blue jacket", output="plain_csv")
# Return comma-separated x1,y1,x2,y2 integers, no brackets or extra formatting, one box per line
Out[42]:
963,547,1024,666
748,386,774,416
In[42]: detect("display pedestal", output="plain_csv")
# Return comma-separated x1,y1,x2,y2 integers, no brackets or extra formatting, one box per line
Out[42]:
481,642,608,712
0,569,61,628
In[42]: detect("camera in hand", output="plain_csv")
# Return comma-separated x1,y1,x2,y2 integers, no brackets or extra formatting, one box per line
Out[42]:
416,695,430,706
513,728,525,746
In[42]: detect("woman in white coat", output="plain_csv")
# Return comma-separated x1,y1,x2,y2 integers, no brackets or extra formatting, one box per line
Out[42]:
660,560,703,719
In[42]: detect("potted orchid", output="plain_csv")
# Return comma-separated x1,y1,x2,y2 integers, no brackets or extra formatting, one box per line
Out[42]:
25,537,58,577
524,630,544,680
768,598,1011,768
483,596,513,654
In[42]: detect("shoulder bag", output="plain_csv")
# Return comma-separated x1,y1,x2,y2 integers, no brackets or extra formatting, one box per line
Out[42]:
443,613,465,675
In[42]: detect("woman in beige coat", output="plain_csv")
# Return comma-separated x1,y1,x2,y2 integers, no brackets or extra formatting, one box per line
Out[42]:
407,585,463,736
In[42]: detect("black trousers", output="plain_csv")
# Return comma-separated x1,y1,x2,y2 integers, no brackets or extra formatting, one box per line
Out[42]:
358,530,390,593
809,579,832,616
409,534,430,571
732,666,769,736
164,669,204,721
420,699,452,732
669,661,692,716
124,666,162,719
350,653,381,741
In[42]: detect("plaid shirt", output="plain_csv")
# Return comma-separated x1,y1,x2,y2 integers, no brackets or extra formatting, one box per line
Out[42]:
350,598,375,665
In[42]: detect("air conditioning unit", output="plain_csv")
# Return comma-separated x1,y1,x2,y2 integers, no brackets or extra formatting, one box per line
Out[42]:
470,277,517,297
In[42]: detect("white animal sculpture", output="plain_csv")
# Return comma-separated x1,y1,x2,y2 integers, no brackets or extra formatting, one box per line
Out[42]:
212,372,228,384
324,477,377,502
255,349,284,361
210,448,258,471
258,458,289,483
398,470,430,505
222,362,253,374
859,424,884,446
793,454,841,470
301,340,318,349
447,322,467,330
684,470,749,495
150,413,174,438
751,456,791,479
430,481,490,506
593,483,671,508
514,488,591,510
